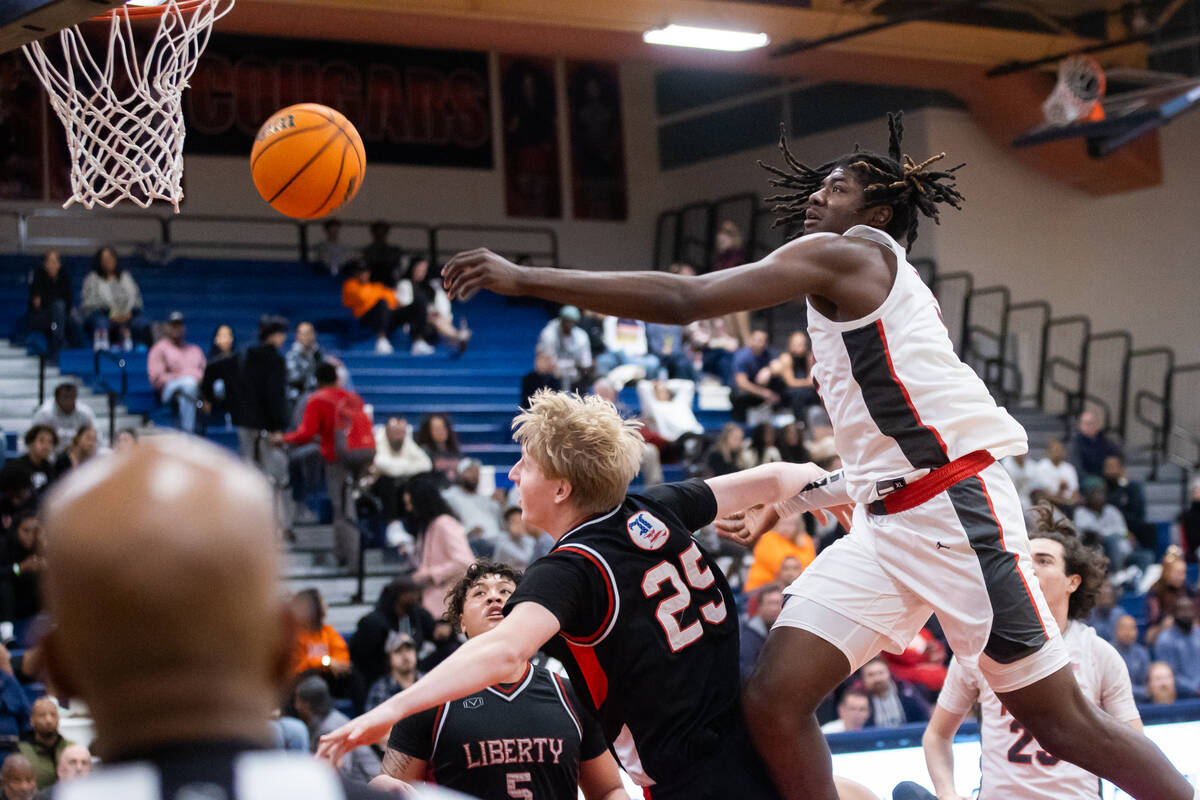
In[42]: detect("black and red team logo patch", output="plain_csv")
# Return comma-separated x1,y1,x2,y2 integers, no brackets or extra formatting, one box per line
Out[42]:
626,511,670,551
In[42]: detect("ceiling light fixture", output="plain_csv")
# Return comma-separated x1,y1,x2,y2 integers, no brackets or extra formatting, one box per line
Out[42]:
642,24,769,52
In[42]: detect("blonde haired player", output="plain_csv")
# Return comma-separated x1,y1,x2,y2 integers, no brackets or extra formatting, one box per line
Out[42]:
321,390,875,800
904,506,1141,800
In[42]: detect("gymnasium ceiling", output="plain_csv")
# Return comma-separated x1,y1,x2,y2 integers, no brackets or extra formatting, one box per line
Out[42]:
218,0,1200,194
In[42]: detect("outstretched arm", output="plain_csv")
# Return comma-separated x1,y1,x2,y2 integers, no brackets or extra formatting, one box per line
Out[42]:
704,462,828,520
922,705,969,800
316,602,560,766
442,234,886,325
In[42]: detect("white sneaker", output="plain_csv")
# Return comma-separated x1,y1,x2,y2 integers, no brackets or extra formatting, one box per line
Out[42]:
410,340,435,355
374,337,394,354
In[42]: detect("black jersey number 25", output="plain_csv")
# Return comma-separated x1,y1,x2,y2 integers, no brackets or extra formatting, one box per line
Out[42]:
1006,720,1059,766
641,542,728,652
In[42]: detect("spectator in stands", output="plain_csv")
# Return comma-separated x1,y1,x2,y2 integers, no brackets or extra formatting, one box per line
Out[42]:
26,251,80,357
730,330,780,423
771,331,820,424
414,413,461,485
50,743,90,786
536,306,593,392
1074,476,1136,572
1087,581,1124,642
371,416,431,526
740,583,783,683
314,219,354,277
401,256,471,355
277,362,374,567
1153,594,1200,698
859,656,930,728
209,324,235,360
2,513,44,637
293,675,380,783
1178,477,1200,564
596,315,660,389
442,458,504,554
635,379,705,457
710,220,752,346
350,576,451,690
0,470,34,541
30,384,94,454
577,308,608,363
705,422,747,477
687,314,740,384
365,632,420,711
777,421,808,464
1145,547,1196,647
38,438,373,798
882,627,947,694
778,554,804,586
1146,662,1177,705
520,351,561,410
1071,409,1120,480
0,754,35,800
290,587,360,711
79,247,149,350
203,325,236,422
744,423,782,468
1113,614,1150,702
492,506,536,570
645,318,696,381
17,699,70,791
746,513,816,591
361,220,402,286
1103,455,1147,530
146,311,205,434
285,321,330,415
341,261,423,355
405,474,473,618
1001,451,1037,511
821,688,871,734
1033,437,1081,510
112,427,137,451
52,423,98,479
11,428,55,495
0,660,28,755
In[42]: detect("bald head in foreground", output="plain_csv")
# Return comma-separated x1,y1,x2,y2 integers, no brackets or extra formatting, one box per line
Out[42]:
40,436,384,800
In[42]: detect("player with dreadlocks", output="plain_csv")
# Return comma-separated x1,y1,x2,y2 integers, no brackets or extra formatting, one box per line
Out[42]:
437,112,1193,800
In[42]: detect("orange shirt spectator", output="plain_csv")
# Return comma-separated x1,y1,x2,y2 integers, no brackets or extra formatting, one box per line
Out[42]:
342,275,398,318
294,625,351,675
746,527,816,591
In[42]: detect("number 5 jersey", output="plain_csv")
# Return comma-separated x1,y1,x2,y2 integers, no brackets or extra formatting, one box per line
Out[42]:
937,620,1140,799
503,479,743,789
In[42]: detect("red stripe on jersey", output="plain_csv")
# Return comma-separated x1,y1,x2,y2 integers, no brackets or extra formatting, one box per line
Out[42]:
551,672,583,734
875,319,950,457
556,545,616,646
978,477,1050,638
567,640,609,708
492,662,531,695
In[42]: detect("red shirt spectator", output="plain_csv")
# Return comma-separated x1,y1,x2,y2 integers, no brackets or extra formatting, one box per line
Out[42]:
283,384,373,464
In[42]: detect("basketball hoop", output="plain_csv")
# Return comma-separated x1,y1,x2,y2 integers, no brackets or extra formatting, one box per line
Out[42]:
21,0,234,212
1042,55,1107,128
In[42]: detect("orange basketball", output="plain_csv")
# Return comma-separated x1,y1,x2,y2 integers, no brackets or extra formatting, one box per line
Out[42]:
250,103,366,219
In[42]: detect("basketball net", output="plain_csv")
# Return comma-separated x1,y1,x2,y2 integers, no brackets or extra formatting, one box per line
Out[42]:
1042,55,1107,128
21,0,234,212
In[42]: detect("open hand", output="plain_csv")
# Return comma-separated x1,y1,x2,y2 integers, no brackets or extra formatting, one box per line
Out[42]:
715,504,779,548
317,703,401,767
442,248,523,301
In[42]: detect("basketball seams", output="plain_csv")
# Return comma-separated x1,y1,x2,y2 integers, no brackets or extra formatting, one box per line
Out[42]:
317,109,365,181
309,140,349,219
266,127,344,205
250,118,333,171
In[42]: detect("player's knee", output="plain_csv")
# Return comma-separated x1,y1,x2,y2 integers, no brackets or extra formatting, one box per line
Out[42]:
743,668,821,721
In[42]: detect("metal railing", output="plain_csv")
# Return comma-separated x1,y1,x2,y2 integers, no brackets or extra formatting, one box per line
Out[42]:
93,349,130,443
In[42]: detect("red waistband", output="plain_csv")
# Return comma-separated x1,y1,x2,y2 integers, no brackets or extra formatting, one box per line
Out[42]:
867,450,995,515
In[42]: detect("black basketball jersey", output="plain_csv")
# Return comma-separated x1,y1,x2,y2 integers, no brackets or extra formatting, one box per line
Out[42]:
387,664,607,800
504,479,740,786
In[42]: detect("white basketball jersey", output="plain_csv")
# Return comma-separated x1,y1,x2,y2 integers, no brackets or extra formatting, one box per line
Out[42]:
806,225,1027,504
937,622,1140,800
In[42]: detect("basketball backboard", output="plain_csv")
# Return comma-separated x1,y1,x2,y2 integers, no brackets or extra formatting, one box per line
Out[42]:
0,0,126,54
1014,73,1200,158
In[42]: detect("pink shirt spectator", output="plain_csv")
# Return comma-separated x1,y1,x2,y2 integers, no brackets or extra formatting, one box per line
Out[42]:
414,513,474,618
147,338,206,391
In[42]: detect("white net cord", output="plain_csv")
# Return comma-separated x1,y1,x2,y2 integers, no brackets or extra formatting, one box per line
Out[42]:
21,0,234,211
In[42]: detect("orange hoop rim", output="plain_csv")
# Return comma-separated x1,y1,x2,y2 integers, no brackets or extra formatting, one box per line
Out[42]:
90,0,212,22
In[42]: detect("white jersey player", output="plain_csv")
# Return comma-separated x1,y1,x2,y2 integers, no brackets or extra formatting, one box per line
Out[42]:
921,505,1140,800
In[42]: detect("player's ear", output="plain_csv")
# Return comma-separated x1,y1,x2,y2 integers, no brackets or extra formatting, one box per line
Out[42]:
554,479,573,505
867,204,892,228
1065,573,1082,596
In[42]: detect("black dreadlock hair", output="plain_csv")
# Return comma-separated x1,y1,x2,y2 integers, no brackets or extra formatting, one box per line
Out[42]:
758,111,965,249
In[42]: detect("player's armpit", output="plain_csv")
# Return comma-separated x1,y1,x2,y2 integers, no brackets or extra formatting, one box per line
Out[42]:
381,747,426,782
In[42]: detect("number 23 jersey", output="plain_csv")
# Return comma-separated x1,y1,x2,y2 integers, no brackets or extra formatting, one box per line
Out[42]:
504,479,737,787
937,620,1140,799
